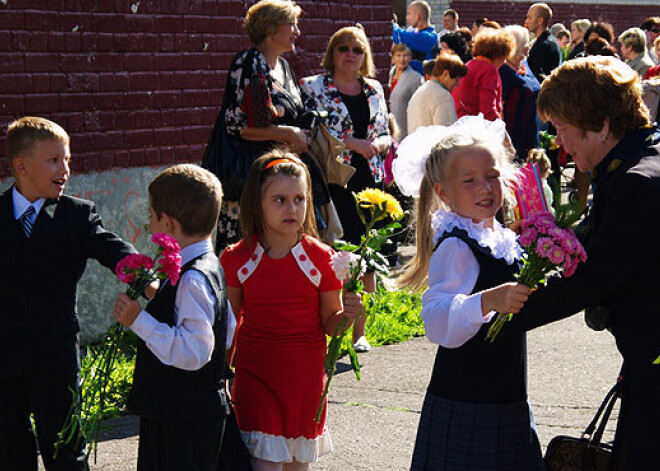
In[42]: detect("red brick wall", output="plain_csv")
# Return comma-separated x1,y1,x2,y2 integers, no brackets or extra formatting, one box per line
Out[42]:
0,0,393,178
451,1,659,40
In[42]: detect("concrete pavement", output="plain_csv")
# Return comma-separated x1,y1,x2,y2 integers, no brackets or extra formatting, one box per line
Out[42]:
47,313,621,470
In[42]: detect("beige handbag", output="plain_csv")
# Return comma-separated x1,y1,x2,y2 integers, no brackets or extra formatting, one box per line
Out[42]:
307,123,355,187
306,122,353,244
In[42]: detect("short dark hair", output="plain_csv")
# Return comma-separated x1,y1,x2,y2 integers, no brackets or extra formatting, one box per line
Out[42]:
149,164,223,237
422,59,436,76
439,31,471,63
584,37,617,57
5,116,69,164
584,22,615,44
640,17,660,32
443,9,458,20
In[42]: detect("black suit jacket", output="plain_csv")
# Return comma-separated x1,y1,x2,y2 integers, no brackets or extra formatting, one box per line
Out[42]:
528,30,562,82
506,127,660,466
507,127,660,362
0,188,135,380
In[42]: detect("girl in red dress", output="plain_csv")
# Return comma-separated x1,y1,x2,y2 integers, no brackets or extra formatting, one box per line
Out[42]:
220,150,362,471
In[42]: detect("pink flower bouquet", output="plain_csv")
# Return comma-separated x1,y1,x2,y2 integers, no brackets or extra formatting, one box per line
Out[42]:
486,212,587,341
56,234,181,467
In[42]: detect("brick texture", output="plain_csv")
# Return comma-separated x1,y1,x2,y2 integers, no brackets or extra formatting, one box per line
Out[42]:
0,0,393,178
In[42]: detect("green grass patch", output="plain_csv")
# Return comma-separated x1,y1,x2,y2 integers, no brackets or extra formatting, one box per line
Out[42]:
79,330,137,421
337,284,425,354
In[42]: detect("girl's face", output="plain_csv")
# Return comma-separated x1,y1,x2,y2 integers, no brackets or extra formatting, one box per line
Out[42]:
261,173,307,239
333,40,365,76
434,147,503,228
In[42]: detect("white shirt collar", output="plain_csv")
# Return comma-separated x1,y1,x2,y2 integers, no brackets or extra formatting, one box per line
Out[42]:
431,209,523,264
12,186,45,220
179,238,213,265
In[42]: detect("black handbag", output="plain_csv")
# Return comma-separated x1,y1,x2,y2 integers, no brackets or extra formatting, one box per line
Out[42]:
544,383,620,471
201,109,265,202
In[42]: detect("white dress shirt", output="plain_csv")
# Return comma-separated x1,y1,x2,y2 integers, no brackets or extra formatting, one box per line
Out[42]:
12,186,45,223
421,210,522,348
131,239,236,371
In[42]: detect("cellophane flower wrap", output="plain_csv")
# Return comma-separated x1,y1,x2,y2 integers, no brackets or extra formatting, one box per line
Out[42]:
56,233,181,468
315,188,403,422
486,212,587,341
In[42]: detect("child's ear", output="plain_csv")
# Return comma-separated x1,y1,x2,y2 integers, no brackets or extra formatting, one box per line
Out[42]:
433,182,450,204
13,156,27,176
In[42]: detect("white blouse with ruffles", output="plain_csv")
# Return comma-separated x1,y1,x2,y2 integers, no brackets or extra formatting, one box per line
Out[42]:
421,210,522,348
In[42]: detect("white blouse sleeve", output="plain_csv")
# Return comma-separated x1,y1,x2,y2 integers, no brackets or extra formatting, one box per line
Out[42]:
420,237,496,348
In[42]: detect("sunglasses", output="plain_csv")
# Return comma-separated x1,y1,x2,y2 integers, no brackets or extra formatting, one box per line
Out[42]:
336,45,365,55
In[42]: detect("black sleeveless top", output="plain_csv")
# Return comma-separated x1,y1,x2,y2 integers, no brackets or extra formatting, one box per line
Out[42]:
427,228,528,404
127,252,228,422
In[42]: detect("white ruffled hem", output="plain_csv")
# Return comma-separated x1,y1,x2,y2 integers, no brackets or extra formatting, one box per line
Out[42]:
431,209,522,265
241,428,333,463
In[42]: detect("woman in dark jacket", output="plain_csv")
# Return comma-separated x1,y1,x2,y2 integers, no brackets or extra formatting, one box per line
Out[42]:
509,56,660,471
204,0,328,251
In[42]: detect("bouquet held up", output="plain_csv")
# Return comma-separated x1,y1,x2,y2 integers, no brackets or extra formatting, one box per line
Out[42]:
55,233,181,467
486,162,587,341
315,188,403,422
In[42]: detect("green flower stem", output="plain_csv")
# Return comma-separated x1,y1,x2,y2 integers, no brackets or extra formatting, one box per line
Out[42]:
55,275,151,468
315,317,349,422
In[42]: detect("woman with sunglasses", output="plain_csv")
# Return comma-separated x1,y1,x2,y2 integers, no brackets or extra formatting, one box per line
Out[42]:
300,25,392,353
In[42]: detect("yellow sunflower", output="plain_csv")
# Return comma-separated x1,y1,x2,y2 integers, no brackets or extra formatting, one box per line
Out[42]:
355,188,403,221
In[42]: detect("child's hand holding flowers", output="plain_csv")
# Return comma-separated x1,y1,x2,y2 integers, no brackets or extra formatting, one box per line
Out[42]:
315,188,404,422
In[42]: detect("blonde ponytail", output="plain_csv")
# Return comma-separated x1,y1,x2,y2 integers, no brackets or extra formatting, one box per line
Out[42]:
391,175,441,291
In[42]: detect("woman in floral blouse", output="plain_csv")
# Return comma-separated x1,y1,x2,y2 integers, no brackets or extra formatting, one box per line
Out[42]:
300,25,392,353
210,0,327,251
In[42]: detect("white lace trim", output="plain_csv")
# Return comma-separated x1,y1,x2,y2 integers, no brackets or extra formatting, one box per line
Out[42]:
431,209,522,265
241,428,333,463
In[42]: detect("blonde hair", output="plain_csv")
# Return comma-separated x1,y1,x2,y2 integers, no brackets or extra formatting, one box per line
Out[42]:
394,130,516,291
321,25,376,77
244,0,302,45
5,116,69,164
240,149,317,247
618,27,647,53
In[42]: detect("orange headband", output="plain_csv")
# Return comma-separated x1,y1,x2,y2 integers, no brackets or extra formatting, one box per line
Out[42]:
264,158,296,170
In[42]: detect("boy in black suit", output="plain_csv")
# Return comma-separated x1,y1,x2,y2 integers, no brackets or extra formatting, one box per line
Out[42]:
112,164,230,471
0,116,135,470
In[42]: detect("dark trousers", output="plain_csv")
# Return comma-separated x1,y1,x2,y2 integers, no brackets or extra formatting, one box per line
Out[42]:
137,417,223,471
0,373,84,471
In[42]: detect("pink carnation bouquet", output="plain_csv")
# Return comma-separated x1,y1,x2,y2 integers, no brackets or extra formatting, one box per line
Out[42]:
486,212,587,342
56,234,181,467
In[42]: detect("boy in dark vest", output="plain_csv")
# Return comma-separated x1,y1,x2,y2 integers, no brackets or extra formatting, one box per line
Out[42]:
113,164,229,471
0,116,135,470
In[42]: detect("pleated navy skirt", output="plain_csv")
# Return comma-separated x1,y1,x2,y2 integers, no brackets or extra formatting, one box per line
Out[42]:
410,394,545,471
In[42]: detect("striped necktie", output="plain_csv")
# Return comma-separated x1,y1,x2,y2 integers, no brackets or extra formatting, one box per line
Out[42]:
20,205,36,237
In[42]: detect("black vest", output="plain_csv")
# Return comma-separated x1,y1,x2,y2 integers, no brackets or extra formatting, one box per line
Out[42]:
127,252,228,422
427,228,527,404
